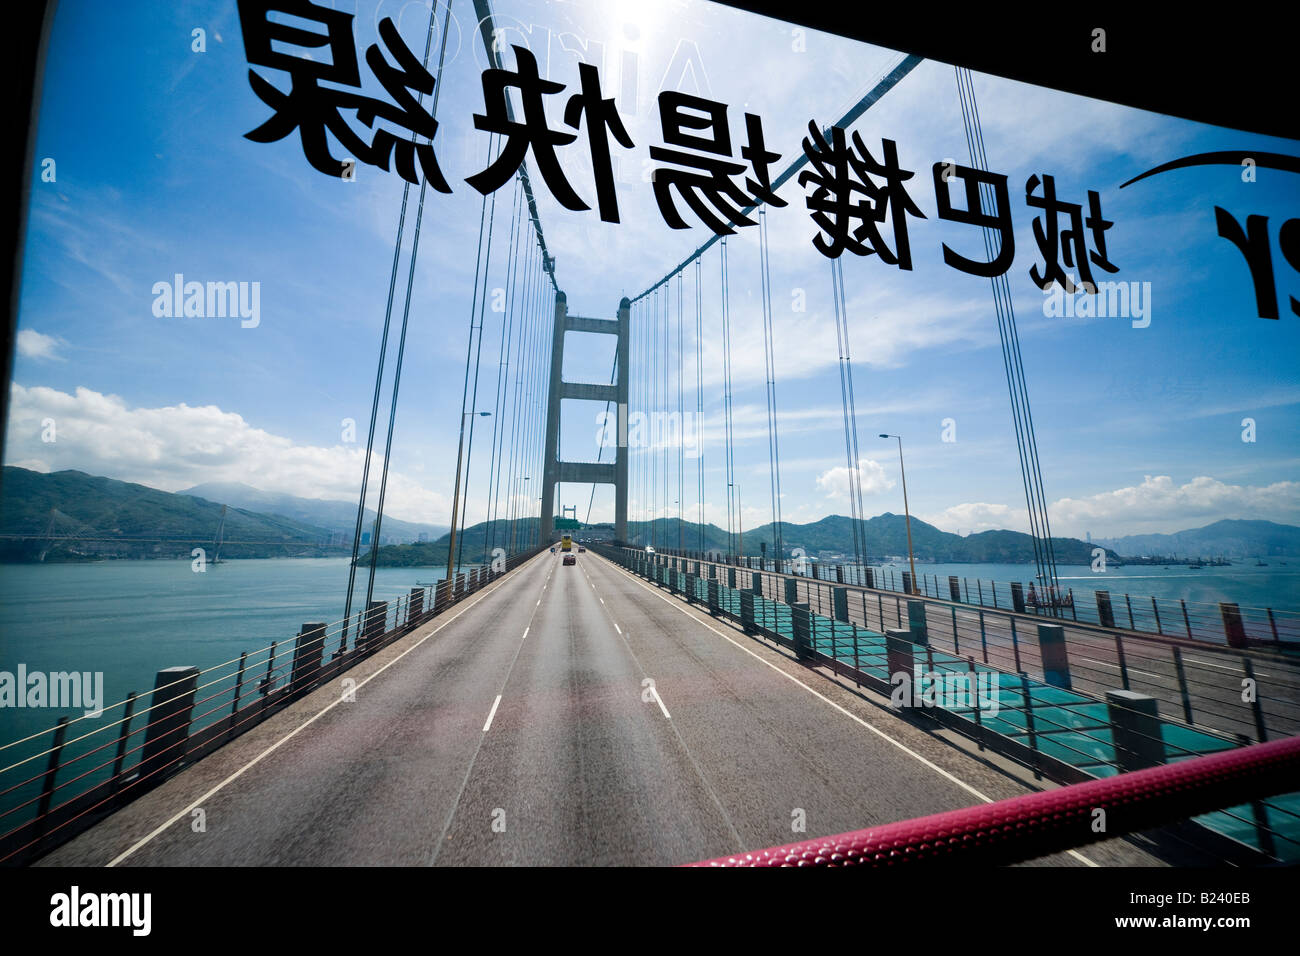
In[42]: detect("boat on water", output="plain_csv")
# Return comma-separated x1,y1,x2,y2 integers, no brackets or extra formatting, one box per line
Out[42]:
1024,583,1073,609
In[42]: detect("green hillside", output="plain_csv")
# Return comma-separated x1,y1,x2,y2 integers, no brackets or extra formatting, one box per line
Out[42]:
0,467,348,561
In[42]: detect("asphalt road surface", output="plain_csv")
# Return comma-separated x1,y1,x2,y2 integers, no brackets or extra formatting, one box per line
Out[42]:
40,551,1169,866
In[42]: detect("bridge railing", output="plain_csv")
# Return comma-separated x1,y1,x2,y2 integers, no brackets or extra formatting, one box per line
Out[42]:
831,562,1298,650
640,548,1300,743
599,545,1300,864
0,546,545,866
651,548,1299,649
759,554,1294,650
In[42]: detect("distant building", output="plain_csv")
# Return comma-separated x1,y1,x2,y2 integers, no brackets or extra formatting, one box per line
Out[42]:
1086,531,1092,544
418,532,429,542
361,531,371,546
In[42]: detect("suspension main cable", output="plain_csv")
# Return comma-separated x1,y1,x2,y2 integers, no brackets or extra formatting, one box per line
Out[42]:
758,207,785,563
695,257,704,553
720,238,738,558
346,1,449,646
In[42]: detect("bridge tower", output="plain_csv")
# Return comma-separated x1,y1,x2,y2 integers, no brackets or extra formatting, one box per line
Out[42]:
539,293,630,545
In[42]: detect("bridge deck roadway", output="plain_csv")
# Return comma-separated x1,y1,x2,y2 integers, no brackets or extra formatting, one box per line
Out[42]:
40,552,1178,867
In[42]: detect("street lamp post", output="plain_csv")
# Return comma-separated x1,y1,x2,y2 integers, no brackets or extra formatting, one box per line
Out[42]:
880,434,918,596
446,411,491,591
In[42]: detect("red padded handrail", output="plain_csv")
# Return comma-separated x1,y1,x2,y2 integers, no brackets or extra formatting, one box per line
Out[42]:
687,735,1300,866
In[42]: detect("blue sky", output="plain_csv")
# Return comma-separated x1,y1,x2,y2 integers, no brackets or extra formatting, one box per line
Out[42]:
6,0,1299,540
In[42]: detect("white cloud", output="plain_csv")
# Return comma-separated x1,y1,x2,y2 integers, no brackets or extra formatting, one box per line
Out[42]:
924,475,1300,537
4,384,451,524
15,330,64,361
816,457,894,502
920,501,1028,535
1049,475,1300,536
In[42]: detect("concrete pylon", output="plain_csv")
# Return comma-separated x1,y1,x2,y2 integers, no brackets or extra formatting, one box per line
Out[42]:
540,294,630,545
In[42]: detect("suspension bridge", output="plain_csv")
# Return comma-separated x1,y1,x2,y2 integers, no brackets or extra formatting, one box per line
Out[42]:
2,1,1298,869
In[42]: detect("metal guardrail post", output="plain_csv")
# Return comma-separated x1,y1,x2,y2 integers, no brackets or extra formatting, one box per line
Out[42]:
902,571,913,596
684,572,697,605
231,652,247,719
38,717,70,822
967,658,984,747
1220,602,1248,649
408,587,424,624
259,640,278,697
727,567,736,589
1106,690,1163,772
832,587,849,623
751,571,762,594
292,623,326,693
362,601,387,652
141,666,200,780
1113,634,1130,689
740,589,756,633
886,628,916,708
1010,582,1026,614
707,577,720,615
784,577,798,605
791,602,813,661
1233,733,1279,859
111,692,137,790
1020,673,1042,779
865,567,875,589
948,575,961,602
1171,646,1194,724
1181,599,1192,638
907,600,928,645
1241,658,1268,742
1038,624,1071,689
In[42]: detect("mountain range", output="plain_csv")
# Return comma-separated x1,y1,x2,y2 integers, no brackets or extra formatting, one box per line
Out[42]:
0,467,346,561
1092,520,1300,559
4,466,1296,566
180,481,447,545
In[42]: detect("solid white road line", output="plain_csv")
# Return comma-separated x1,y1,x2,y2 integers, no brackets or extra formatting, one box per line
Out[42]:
651,686,672,720
107,552,548,867
522,627,529,640
1079,657,1162,680
598,554,1098,868
482,694,502,732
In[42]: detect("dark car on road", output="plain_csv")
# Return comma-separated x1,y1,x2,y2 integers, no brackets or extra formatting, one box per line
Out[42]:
563,553,576,566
